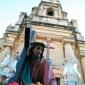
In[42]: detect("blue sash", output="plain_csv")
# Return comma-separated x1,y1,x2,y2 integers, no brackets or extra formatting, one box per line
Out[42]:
22,62,31,84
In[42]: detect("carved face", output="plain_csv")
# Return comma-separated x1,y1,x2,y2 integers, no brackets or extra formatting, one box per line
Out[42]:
33,45,43,57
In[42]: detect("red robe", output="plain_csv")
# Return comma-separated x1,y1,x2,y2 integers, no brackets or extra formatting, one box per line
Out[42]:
8,59,57,85
30,59,57,85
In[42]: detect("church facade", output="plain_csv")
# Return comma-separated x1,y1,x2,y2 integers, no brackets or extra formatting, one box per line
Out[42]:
0,0,85,85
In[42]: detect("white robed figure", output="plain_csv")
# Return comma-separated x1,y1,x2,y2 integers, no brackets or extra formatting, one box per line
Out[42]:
62,43,81,85
0,53,17,78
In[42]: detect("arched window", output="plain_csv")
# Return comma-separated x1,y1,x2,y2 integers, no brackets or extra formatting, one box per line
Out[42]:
47,8,54,16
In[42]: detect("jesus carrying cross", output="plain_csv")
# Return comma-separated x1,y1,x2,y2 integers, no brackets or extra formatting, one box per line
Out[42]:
8,28,57,85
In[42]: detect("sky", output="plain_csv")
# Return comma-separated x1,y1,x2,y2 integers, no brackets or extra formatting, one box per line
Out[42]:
0,0,85,39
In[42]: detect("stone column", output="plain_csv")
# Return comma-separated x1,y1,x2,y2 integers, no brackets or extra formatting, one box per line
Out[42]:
80,57,85,82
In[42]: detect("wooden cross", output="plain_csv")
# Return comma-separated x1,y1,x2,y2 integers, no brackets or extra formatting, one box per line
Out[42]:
46,41,55,58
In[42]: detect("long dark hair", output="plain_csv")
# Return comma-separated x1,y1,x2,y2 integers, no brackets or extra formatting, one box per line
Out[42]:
27,45,44,62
